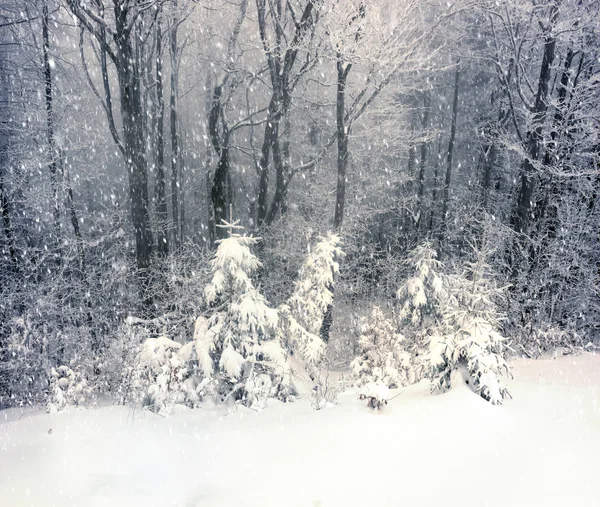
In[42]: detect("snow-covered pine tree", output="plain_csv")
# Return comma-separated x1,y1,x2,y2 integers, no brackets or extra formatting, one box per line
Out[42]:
198,219,291,407
278,233,344,366
351,306,411,388
396,242,446,380
428,247,512,405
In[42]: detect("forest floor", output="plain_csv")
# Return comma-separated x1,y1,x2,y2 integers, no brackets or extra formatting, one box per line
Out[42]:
1,352,599,507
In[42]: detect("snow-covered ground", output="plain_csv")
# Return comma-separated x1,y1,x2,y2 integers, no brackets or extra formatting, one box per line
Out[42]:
1,353,599,507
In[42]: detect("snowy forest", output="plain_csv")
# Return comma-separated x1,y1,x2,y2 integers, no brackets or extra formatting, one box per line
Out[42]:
0,0,599,505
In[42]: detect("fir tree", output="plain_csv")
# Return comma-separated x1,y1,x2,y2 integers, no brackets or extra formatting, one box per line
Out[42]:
396,242,446,380
279,233,344,366
428,247,512,405
197,219,291,406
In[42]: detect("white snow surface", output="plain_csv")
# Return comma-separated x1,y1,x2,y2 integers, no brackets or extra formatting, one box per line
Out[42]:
2,353,600,507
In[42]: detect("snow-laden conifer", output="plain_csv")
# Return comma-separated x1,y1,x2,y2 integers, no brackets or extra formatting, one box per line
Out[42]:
428,248,512,404
197,219,291,406
396,242,446,379
279,233,344,366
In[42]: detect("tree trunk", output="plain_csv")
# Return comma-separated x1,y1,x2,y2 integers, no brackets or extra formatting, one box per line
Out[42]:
212,145,230,236
265,95,292,226
69,0,154,311
512,2,559,237
204,73,216,247
439,64,461,243
255,0,317,228
0,175,17,273
60,150,98,349
323,53,353,343
281,115,292,216
115,18,153,309
170,2,181,248
42,1,61,258
155,17,169,256
416,91,431,236
179,129,185,241
0,50,17,273
209,83,230,239
256,95,279,227
333,56,351,230
428,133,443,233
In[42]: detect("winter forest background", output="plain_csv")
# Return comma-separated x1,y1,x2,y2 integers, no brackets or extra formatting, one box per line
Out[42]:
0,0,599,412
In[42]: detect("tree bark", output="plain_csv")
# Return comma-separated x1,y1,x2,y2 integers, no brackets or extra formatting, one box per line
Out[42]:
0,175,17,273
0,49,17,273
255,0,317,228
59,150,98,349
428,134,443,233
114,9,154,308
155,16,169,256
42,1,61,257
416,90,431,235
209,84,230,238
439,64,461,242
333,55,351,230
69,0,155,310
170,2,181,248
512,2,559,236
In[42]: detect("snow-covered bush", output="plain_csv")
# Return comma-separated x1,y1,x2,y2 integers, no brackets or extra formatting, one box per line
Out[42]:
518,324,584,359
350,306,413,388
198,220,292,407
0,316,49,407
100,319,144,406
396,242,446,380
428,251,512,405
133,336,206,414
46,365,93,413
279,233,344,366
309,370,344,410
358,380,390,410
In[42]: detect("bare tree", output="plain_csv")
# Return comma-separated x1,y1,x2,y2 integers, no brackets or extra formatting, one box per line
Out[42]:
255,0,321,228
510,1,560,239
68,0,157,308
208,0,249,240
326,0,445,230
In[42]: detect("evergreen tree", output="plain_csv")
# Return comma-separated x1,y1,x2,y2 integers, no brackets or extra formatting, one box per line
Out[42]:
396,242,447,380
428,247,512,405
196,220,291,406
279,233,344,366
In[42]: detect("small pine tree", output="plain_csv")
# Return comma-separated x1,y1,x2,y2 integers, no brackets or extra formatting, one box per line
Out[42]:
279,233,344,366
351,306,412,388
198,219,291,406
396,242,446,380
428,247,512,405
